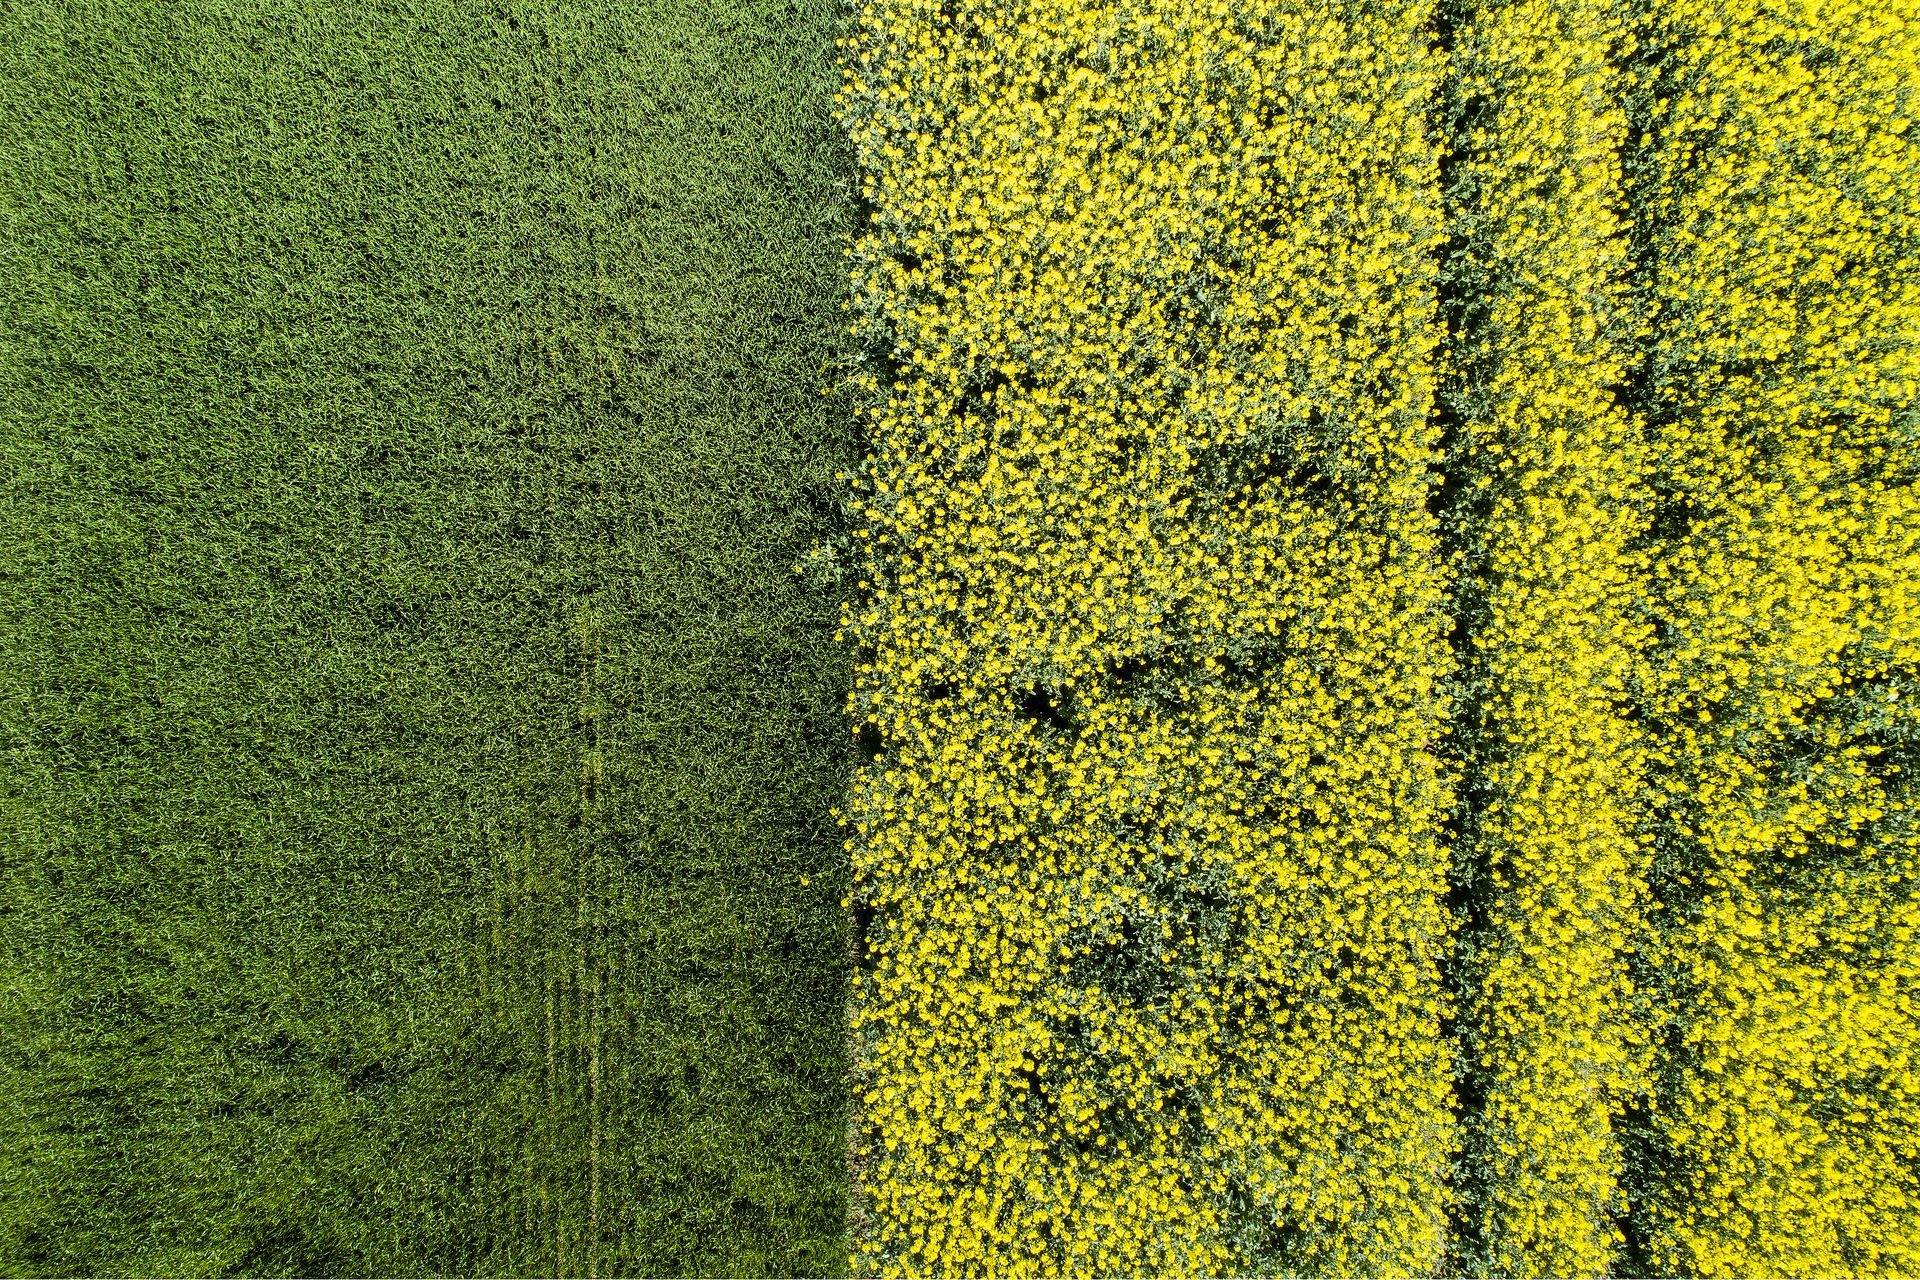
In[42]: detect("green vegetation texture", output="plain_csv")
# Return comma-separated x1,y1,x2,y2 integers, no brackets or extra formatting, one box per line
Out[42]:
0,1,857,1274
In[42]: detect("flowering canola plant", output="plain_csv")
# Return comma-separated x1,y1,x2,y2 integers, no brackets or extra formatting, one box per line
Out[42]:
1623,0,1920,1272
834,0,1457,1271
1434,0,1651,1273
831,0,1920,1271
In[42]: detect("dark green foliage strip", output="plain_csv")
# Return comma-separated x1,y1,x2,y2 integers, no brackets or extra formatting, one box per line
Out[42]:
0,1,855,1273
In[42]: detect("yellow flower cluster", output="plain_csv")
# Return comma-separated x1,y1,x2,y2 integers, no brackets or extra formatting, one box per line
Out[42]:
832,0,1920,1269
834,0,1456,1271
1435,0,1650,1274
1623,0,1920,1272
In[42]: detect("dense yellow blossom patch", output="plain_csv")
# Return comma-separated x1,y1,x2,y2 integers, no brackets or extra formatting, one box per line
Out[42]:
1624,0,1920,1272
834,0,1455,1271
1435,0,1649,1274
830,0,1920,1270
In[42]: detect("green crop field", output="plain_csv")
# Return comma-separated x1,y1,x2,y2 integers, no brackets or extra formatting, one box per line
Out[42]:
0,1,856,1274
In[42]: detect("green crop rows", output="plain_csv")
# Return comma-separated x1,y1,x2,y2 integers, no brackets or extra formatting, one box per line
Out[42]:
1,1,856,1273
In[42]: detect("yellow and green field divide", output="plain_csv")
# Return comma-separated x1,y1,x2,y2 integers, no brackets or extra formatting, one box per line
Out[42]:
4,0,1916,1275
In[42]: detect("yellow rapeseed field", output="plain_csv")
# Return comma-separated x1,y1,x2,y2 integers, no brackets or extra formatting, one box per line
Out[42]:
832,0,1920,1270
1624,0,1920,1272
837,0,1454,1271
1435,0,1649,1273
